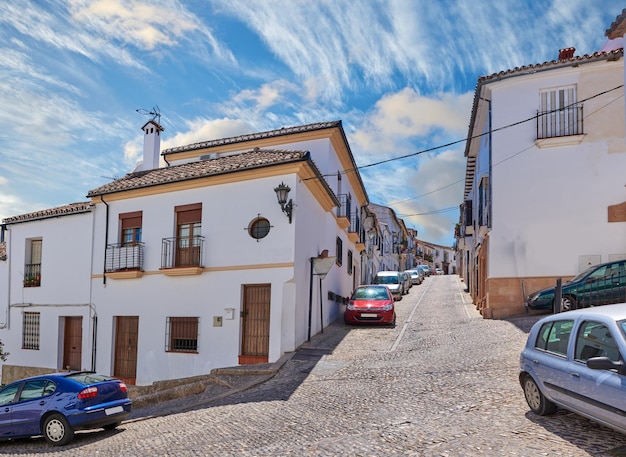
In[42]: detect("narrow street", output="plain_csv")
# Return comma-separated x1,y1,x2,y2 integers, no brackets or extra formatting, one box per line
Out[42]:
5,275,626,456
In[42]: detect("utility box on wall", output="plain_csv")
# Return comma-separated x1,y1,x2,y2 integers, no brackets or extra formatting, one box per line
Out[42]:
213,316,223,327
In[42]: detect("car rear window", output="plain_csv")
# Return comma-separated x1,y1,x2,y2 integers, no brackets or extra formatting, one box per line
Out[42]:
66,373,116,385
535,319,573,356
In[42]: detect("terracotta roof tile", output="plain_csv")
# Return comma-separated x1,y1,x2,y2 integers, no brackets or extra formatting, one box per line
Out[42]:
162,120,341,155
88,148,310,197
606,9,626,39
2,202,93,224
478,49,623,83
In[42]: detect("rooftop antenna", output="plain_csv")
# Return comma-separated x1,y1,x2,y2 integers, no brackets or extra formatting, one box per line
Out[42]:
136,105,161,124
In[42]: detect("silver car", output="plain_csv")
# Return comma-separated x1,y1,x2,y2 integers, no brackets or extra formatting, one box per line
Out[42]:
519,303,626,434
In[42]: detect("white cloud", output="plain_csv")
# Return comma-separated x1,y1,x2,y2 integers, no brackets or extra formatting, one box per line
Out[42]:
161,117,254,152
351,88,473,164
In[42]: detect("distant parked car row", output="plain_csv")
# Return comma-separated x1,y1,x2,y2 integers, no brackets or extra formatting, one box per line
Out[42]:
344,267,434,327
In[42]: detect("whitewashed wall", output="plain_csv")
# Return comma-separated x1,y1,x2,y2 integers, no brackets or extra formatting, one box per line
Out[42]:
487,60,626,278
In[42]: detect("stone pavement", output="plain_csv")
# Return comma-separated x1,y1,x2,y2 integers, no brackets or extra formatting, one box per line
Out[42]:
4,274,626,456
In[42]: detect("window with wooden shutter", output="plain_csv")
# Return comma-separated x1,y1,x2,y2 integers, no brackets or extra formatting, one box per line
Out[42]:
166,317,199,353
120,211,142,245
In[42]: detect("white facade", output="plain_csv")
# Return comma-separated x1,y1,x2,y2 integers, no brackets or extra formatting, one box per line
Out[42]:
0,121,370,386
458,44,626,318
0,205,96,380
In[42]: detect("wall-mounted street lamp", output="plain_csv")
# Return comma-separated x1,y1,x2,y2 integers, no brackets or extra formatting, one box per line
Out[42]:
274,182,293,223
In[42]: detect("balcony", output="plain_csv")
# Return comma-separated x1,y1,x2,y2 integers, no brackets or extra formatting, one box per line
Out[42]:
336,194,351,229
23,263,41,287
536,105,584,147
348,212,361,245
105,243,144,279
161,236,205,275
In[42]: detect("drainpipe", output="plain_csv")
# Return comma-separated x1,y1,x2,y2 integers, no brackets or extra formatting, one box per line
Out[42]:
0,224,10,329
101,196,109,286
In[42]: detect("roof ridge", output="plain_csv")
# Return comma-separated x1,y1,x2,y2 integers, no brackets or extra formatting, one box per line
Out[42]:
162,120,341,155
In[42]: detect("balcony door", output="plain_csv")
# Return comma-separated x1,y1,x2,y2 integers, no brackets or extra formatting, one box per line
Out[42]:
175,203,202,267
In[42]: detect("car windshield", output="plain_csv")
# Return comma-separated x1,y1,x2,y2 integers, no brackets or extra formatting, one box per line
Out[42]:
351,287,390,300
67,373,116,385
618,320,626,339
377,275,398,285
569,265,602,282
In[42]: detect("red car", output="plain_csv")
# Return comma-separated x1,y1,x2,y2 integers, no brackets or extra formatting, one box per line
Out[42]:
344,285,396,326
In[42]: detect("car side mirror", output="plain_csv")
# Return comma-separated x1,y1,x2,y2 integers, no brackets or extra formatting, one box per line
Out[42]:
587,356,626,375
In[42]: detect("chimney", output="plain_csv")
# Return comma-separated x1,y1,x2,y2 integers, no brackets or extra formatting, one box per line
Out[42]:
558,47,575,61
141,120,164,170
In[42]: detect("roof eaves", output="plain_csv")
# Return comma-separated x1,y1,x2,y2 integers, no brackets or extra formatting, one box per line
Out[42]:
162,120,342,156
2,202,93,225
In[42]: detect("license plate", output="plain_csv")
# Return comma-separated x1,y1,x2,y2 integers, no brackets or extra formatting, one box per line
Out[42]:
105,406,124,416
360,313,377,318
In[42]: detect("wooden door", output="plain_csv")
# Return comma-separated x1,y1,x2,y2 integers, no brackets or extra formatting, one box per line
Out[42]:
114,316,138,385
239,284,271,364
62,317,82,371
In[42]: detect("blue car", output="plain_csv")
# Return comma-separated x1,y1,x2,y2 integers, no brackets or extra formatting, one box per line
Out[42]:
519,303,626,434
0,371,132,445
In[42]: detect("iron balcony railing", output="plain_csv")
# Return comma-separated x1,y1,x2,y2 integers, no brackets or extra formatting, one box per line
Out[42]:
348,212,360,235
23,263,41,287
161,236,205,269
536,104,583,140
336,194,351,219
105,243,144,272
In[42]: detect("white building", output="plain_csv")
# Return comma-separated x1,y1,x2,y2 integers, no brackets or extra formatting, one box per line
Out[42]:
0,119,370,386
457,15,626,318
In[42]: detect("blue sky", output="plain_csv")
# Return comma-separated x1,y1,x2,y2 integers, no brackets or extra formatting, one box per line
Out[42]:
0,1,623,246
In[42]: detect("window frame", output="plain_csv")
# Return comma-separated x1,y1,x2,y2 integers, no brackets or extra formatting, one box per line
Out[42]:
336,237,343,266
165,317,199,353
22,312,40,350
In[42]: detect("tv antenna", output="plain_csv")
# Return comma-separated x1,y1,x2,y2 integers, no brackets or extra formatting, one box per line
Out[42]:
136,105,161,124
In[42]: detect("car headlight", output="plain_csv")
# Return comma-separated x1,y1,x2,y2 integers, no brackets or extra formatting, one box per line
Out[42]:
347,303,355,310
382,304,393,311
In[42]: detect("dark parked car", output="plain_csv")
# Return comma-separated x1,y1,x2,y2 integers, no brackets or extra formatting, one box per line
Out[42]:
0,372,132,445
526,260,626,311
519,303,626,434
344,285,396,326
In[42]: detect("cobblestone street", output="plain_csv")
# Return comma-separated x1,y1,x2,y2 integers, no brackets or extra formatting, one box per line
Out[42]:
4,275,626,456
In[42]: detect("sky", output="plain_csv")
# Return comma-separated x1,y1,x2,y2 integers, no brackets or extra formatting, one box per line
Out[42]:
0,1,623,246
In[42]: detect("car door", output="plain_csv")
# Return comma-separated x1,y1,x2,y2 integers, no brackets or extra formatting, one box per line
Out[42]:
10,380,55,437
528,319,574,405
565,320,626,430
0,383,20,438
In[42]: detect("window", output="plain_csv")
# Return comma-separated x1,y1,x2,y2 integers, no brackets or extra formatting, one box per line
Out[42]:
175,203,202,267
336,237,343,266
478,178,489,228
575,321,620,362
24,239,42,287
120,211,142,245
22,312,40,350
534,319,573,357
537,85,582,139
347,250,353,275
19,380,55,401
248,217,271,240
166,317,199,353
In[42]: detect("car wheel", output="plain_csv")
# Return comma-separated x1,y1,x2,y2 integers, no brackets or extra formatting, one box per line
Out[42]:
43,413,74,446
523,375,557,416
561,295,577,311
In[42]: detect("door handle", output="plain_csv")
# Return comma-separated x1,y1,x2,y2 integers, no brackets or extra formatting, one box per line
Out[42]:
570,372,580,378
